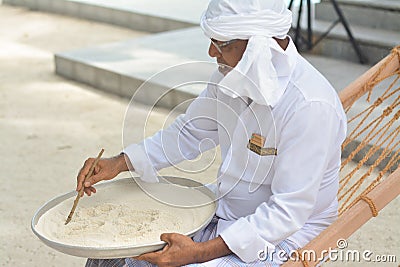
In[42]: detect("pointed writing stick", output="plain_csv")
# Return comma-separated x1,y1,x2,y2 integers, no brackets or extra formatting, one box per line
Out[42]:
65,148,104,225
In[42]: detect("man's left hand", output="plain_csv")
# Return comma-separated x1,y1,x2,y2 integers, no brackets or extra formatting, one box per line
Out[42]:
134,233,199,267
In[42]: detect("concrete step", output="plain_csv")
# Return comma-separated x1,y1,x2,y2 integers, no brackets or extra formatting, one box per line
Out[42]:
2,0,206,32
55,27,212,111
54,26,373,106
315,0,400,31
291,19,400,64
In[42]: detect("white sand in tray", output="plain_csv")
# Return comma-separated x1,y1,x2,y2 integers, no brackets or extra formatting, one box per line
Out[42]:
35,180,215,248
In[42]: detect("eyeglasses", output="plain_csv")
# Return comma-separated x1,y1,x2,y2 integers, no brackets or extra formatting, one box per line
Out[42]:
210,39,239,54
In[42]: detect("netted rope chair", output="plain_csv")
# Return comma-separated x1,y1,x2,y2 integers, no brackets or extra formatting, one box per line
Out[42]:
283,46,400,267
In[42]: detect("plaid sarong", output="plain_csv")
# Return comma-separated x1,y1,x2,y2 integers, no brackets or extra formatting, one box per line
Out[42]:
86,217,296,267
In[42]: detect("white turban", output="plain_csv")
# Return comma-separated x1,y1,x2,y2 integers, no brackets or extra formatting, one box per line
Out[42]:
200,0,292,106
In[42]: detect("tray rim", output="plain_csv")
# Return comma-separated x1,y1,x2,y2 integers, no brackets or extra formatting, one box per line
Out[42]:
31,176,217,258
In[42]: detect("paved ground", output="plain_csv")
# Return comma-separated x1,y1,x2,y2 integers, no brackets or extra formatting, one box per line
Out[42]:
0,3,398,267
0,4,145,266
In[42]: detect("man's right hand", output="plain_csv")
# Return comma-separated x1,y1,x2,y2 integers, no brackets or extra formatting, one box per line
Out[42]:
76,153,132,196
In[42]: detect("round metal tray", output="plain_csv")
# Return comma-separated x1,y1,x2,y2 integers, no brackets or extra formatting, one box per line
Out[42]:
31,177,217,259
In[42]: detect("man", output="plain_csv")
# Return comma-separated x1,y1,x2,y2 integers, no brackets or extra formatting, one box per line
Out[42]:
79,0,347,266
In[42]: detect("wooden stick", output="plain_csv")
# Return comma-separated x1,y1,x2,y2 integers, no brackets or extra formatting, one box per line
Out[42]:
65,148,104,225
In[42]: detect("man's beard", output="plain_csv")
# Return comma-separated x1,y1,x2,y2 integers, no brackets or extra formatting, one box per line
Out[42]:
218,64,231,76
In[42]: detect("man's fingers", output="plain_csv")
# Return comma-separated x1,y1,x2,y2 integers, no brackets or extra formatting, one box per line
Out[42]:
160,233,173,244
84,188,91,196
76,158,95,191
76,169,87,191
84,173,104,187
160,243,169,252
135,252,157,262
134,242,169,262
83,186,96,196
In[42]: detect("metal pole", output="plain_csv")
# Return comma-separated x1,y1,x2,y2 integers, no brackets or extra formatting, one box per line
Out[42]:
294,0,303,46
288,0,295,9
306,0,313,49
330,0,367,64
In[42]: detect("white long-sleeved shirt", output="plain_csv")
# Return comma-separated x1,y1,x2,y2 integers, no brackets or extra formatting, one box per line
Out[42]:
123,39,347,262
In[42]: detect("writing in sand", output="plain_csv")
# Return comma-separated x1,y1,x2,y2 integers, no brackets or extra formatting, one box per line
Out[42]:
35,180,215,247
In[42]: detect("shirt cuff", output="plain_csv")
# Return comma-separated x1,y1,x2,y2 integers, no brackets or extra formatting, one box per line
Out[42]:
123,143,159,183
219,217,275,263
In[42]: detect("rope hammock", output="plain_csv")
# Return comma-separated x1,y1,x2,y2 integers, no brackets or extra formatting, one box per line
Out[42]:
283,45,400,267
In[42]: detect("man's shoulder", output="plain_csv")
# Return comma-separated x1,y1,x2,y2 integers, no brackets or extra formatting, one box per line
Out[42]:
273,56,345,122
289,56,340,108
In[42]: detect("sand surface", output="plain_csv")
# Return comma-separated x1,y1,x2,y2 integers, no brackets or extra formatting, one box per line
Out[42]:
35,181,215,248
0,3,398,266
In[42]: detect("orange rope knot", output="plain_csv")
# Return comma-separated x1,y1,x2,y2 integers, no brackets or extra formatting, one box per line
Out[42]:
294,249,310,267
359,195,378,217
395,110,400,120
366,84,374,102
392,45,400,63
374,97,383,106
365,46,400,101
383,106,393,116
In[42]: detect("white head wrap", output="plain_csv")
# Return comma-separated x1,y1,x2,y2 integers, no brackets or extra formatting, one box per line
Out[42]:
200,0,292,106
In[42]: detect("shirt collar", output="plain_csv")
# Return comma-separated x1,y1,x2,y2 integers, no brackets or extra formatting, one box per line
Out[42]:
264,36,298,108
270,36,298,78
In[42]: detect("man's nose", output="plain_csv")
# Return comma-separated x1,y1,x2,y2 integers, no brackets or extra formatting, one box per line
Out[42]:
208,42,221,58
